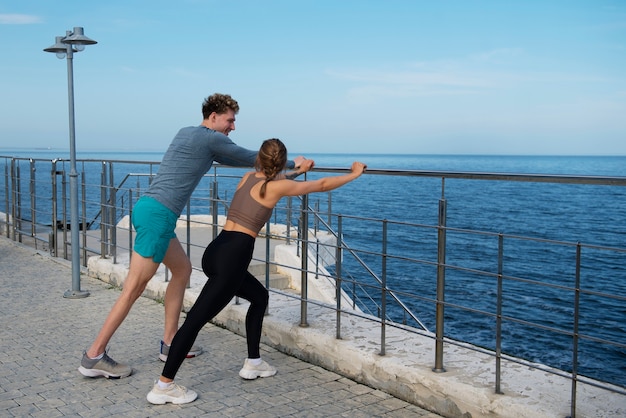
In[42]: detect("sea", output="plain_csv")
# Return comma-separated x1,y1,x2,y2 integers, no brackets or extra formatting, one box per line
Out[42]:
2,149,625,388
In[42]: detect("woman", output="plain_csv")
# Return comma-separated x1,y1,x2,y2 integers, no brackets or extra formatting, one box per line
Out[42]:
147,138,366,404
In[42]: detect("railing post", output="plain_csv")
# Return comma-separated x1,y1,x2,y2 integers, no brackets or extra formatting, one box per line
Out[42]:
433,182,447,373
109,162,117,263
181,201,191,287
313,200,321,280
99,162,107,258
299,193,309,327
29,159,37,248
81,169,88,266
184,200,191,257
381,219,388,356
571,243,582,418
15,160,22,243
211,180,218,241
263,221,271,312
296,202,301,258
61,165,68,258
327,191,332,228
50,160,59,257
496,233,504,394
315,237,320,280
314,200,320,234
286,197,292,245
3,160,10,238
10,159,16,240
128,189,133,255
335,215,342,339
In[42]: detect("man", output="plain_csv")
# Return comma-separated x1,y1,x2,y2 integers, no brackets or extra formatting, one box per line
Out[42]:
79,93,305,378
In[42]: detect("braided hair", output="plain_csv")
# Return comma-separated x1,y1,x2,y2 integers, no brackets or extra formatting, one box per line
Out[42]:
255,138,287,198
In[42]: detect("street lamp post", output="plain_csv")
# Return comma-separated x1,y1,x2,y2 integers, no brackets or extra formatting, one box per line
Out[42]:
44,27,97,299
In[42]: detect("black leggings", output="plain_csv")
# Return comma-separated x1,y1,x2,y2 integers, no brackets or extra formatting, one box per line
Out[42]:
162,230,269,380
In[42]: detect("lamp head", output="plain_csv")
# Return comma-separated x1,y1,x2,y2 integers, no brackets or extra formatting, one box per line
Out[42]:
63,27,97,46
43,36,69,57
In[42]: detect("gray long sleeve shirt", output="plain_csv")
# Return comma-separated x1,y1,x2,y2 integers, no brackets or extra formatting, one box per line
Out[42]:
143,126,295,216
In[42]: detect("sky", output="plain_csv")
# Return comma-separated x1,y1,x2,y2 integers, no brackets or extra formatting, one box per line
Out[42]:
1,0,625,156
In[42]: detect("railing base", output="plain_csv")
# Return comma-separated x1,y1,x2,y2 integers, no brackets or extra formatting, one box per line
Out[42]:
63,289,90,299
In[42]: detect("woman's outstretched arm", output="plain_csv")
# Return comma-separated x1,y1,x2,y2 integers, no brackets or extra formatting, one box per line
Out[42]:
270,161,366,202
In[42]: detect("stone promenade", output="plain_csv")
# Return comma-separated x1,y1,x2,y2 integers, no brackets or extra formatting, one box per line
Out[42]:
0,236,439,417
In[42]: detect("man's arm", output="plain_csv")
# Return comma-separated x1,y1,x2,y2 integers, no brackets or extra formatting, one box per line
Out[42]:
210,134,303,169
211,135,257,167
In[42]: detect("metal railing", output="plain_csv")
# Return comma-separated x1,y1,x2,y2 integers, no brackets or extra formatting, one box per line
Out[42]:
2,155,625,417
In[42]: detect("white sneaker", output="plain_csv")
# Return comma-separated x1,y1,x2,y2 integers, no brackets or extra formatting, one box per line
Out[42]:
146,381,198,405
238,358,277,380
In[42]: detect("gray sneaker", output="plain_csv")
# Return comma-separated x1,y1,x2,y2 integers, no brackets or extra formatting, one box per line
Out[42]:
159,340,203,362
78,351,132,379
147,381,198,405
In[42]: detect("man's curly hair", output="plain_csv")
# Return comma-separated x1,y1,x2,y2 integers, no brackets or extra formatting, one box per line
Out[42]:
202,93,240,119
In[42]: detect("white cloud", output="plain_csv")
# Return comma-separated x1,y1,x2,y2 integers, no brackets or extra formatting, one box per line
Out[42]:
0,14,42,24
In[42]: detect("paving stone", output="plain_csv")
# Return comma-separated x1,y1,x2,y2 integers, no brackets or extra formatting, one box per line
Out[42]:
0,237,437,417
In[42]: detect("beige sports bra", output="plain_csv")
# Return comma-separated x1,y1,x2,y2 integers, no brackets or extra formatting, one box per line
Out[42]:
227,174,273,233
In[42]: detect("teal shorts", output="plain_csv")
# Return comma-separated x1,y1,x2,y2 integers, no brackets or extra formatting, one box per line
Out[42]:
131,196,178,263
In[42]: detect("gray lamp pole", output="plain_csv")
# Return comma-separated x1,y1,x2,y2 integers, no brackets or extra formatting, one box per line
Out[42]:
44,27,97,299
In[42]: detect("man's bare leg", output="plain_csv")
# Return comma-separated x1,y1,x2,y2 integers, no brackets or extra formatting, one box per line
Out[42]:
86,251,160,358
160,237,193,345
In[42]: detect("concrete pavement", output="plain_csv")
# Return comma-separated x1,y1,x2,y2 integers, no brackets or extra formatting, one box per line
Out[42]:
0,236,440,417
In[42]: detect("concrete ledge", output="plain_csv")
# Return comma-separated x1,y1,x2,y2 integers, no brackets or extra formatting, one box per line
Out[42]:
86,250,624,418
